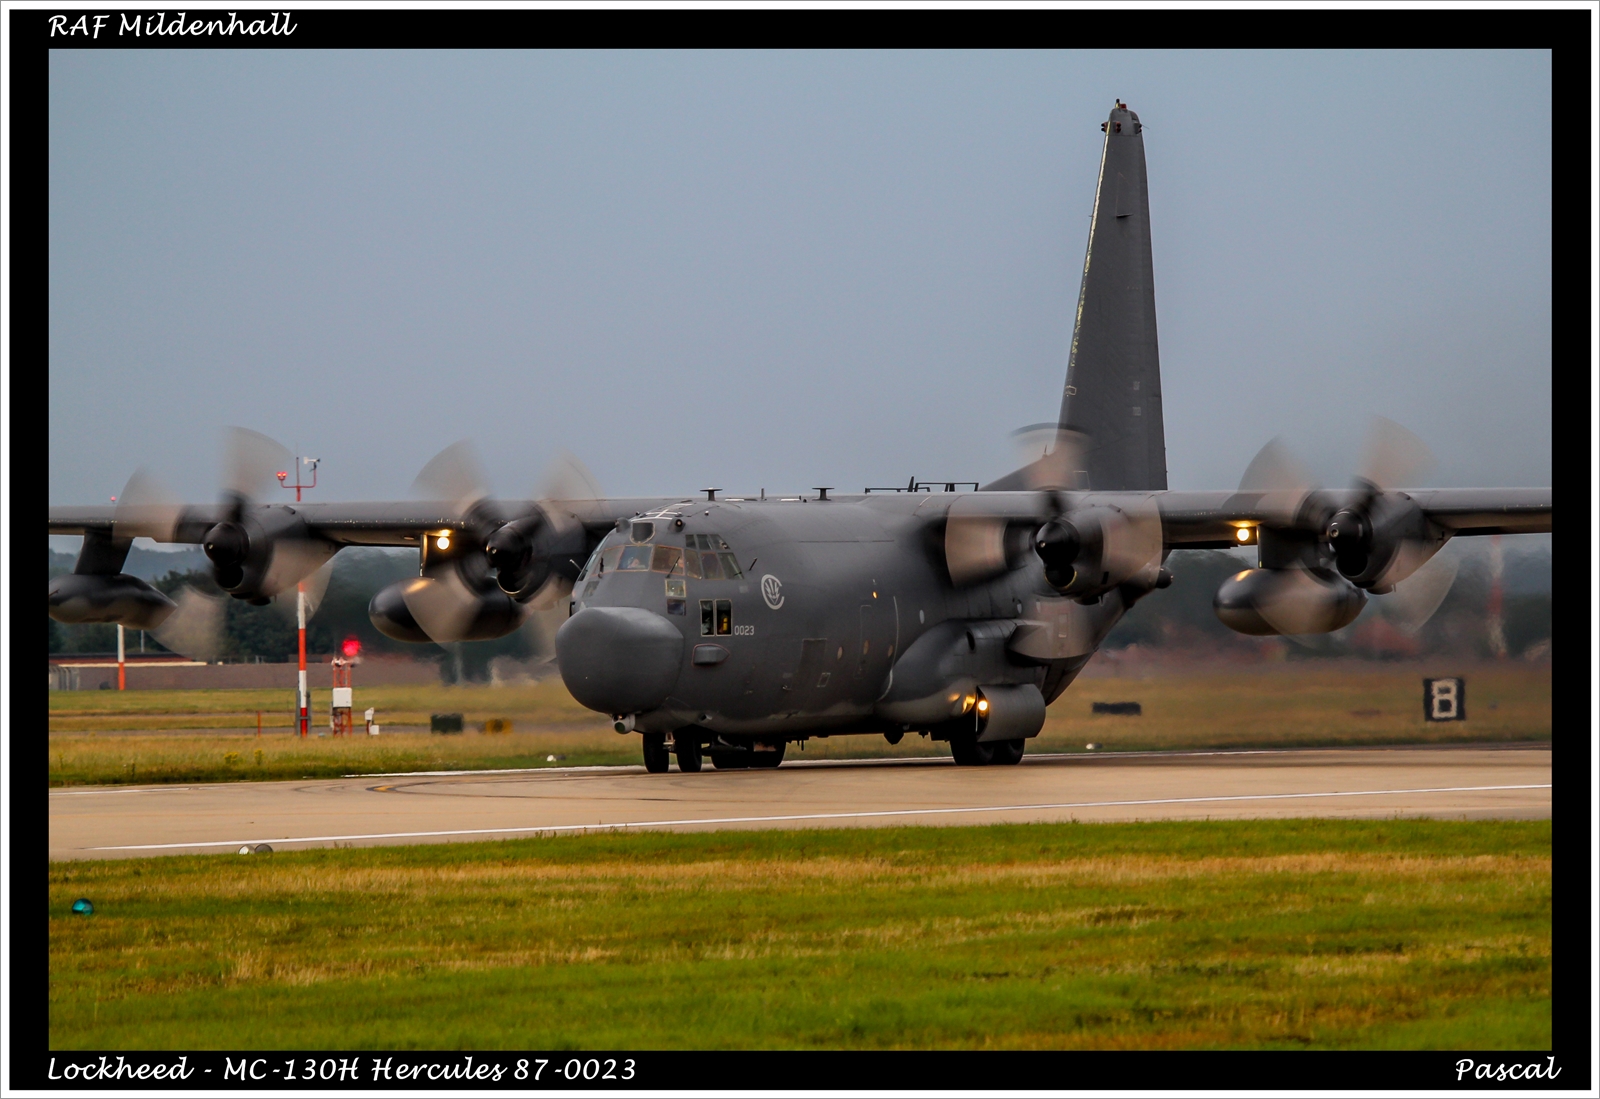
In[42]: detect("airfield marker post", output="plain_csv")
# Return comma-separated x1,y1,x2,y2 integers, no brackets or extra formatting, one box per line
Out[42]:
277,457,320,738
297,584,309,737
330,657,353,736
116,624,125,691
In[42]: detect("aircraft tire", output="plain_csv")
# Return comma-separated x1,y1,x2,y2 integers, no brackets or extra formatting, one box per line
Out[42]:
676,734,703,773
642,733,670,774
749,742,786,768
710,752,748,770
949,735,995,766
990,739,1025,765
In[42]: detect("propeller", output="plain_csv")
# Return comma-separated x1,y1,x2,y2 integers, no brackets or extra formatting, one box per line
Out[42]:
1237,417,1453,633
201,427,337,601
946,426,1163,597
102,428,337,657
398,441,597,644
1236,436,1315,526
151,586,227,663
111,468,183,544
1374,548,1459,634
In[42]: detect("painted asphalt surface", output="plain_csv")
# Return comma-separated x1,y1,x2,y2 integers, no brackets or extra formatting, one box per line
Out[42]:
49,745,1551,860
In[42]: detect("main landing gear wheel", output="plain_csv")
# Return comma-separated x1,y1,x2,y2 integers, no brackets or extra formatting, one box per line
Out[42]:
710,752,748,770
749,742,786,768
990,739,1025,766
642,733,670,774
949,735,995,766
675,734,703,773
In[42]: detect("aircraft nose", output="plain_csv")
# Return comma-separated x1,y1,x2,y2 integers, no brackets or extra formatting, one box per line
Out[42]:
556,606,684,715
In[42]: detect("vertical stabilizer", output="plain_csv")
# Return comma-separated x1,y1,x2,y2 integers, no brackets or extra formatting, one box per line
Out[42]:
1057,101,1168,491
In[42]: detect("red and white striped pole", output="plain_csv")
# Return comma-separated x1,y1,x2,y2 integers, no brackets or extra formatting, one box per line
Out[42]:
297,581,309,736
117,623,126,691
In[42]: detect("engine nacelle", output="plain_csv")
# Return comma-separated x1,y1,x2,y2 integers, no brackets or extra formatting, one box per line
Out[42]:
485,506,589,601
203,518,269,596
202,508,331,603
48,573,176,630
368,577,523,643
1034,505,1160,598
1213,567,1367,636
1326,494,1442,591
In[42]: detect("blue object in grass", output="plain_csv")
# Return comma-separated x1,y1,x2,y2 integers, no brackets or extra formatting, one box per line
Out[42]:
71,898,93,916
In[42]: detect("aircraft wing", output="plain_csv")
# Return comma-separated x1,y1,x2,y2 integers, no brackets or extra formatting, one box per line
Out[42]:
47,497,686,547
1155,487,1553,547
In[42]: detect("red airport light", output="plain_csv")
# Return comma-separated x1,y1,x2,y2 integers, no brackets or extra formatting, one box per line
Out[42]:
341,637,362,659
276,471,289,483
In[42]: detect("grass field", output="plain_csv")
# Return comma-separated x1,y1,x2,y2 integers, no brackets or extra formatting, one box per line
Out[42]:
46,663,1551,787
47,819,1551,1050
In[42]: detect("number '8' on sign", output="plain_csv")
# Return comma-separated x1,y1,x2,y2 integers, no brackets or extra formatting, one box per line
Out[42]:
1423,677,1465,722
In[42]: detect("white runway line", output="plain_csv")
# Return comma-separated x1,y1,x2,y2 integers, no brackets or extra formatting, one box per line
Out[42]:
88,782,1552,852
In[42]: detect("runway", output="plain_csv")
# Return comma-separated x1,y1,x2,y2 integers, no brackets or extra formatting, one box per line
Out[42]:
49,745,1552,861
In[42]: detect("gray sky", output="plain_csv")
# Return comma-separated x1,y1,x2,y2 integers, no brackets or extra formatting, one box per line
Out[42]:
50,49,1551,530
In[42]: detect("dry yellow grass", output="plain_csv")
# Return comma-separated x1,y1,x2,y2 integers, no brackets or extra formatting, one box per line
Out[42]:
47,660,1549,786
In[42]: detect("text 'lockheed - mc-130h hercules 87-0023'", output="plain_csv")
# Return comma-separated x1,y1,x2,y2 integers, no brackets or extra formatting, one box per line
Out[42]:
49,101,1552,773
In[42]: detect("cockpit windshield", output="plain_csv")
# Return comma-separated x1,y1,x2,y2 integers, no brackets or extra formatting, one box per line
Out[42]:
577,528,741,583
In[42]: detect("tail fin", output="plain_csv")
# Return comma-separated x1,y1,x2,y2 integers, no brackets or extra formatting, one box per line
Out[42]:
1057,101,1168,491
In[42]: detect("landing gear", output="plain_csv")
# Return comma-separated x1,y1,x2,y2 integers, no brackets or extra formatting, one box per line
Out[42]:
990,738,1025,765
951,735,1025,766
750,741,786,768
674,733,703,773
642,732,670,773
949,734,995,766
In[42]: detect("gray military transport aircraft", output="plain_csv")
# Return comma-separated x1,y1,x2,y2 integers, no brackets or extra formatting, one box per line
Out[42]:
50,101,1552,773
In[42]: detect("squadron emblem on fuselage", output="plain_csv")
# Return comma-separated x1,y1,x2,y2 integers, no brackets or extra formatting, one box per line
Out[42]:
761,574,784,610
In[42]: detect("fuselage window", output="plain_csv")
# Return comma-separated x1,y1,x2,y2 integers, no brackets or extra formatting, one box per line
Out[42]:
699,598,733,636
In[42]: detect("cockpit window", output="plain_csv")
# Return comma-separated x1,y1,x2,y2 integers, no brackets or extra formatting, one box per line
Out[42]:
682,533,743,580
576,546,603,582
617,545,654,571
631,520,655,544
589,540,682,580
651,545,683,574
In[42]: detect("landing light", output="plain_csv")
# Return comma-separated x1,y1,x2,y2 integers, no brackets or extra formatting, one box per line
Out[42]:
437,532,452,550
1236,527,1253,543
976,698,989,714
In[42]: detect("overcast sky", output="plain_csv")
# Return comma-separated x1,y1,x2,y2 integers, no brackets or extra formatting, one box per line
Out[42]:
50,49,1551,534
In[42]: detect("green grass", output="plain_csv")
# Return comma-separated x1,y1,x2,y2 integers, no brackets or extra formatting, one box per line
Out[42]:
47,663,1552,787
49,819,1550,1050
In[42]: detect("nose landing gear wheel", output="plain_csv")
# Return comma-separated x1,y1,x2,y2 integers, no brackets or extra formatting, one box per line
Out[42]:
675,735,703,773
949,735,995,766
990,738,1025,765
642,733,670,773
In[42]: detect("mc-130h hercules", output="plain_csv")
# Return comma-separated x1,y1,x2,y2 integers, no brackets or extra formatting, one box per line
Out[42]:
50,102,1552,773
